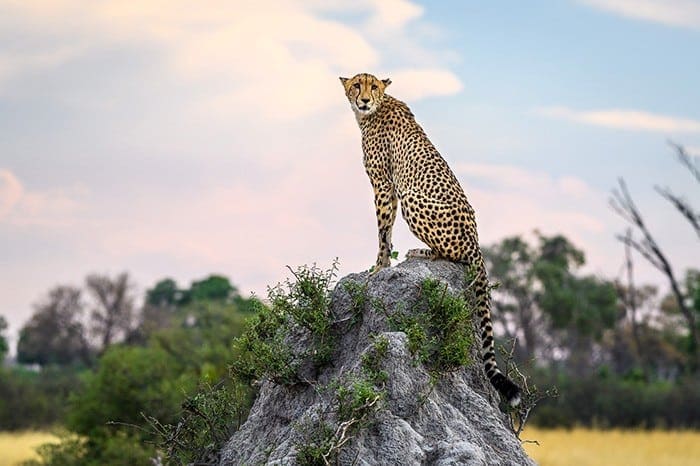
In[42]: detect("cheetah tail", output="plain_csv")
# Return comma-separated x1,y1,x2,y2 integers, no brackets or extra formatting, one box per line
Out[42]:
474,263,522,407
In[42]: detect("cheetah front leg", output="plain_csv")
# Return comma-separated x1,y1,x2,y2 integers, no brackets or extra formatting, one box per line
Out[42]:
372,184,397,274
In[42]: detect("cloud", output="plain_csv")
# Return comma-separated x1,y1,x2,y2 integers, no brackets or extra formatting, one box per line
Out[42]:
364,0,424,31
385,69,463,101
0,169,23,218
0,46,85,88
92,141,380,294
535,106,700,133
0,169,86,227
0,1,465,335
309,0,424,32
0,0,461,118
453,162,607,243
444,162,629,282
96,161,611,296
577,0,700,29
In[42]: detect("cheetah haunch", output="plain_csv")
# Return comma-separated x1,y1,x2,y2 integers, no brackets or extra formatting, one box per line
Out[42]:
340,72,521,406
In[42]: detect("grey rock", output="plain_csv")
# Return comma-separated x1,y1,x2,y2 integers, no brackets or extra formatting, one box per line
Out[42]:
220,258,536,466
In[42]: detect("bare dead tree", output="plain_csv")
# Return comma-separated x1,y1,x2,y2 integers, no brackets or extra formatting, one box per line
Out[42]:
654,185,700,239
652,142,700,239
86,272,136,350
657,143,699,234
668,140,700,183
610,178,698,361
621,228,643,360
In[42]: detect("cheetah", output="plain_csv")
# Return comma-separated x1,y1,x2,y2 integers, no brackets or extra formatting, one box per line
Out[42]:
340,72,521,406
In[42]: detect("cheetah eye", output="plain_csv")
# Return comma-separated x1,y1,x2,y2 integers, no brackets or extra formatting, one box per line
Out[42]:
371,84,378,90
353,83,361,89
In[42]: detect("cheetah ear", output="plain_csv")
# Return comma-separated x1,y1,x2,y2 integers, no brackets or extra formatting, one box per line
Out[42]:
382,78,392,87
339,77,349,86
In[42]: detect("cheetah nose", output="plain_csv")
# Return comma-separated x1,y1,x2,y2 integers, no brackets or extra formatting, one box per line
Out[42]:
361,98,370,104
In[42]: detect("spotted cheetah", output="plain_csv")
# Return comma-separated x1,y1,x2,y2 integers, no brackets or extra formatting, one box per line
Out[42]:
340,72,521,406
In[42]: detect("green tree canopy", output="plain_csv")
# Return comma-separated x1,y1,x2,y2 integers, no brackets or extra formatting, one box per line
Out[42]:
484,233,619,370
0,315,8,362
184,275,238,303
145,278,182,308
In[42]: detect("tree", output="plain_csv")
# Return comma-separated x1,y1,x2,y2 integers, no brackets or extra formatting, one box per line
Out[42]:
535,235,617,336
145,278,183,308
485,233,618,371
611,142,700,364
659,269,700,358
533,234,618,372
656,142,700,239
483,236,540,362
68,345,189,439
0,315,8,362
184,275,238,304
85,272,136,350
55,293,253,465
17,286,92,366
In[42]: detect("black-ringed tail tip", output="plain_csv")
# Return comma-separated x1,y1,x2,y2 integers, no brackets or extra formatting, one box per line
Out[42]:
490,372,522,407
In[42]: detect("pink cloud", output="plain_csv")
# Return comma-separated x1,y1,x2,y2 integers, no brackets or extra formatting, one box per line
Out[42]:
2,1,461,119
577,0,700,29
0,169,86,228
0,169,23,218
536,106,700,133
453,162,612,269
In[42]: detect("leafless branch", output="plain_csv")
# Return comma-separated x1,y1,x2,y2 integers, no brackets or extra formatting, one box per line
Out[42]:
610,177,699,360
668,140,700,184
615,233,664,272
501,338,556,441
654,185,700,239
86,272,135,349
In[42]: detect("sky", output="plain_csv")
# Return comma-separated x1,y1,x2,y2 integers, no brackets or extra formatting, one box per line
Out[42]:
1,0,699,348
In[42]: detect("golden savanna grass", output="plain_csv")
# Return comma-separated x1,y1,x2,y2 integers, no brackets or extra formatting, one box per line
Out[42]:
0,432,58,466
2,429,700,465
523,428,700,466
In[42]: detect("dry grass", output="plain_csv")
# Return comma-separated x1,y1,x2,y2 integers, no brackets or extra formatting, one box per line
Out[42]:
3,428,700,465
0,431,58,466
523,427,700,466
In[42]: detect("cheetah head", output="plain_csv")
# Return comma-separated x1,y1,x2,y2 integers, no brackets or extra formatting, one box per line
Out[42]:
339,73,391,117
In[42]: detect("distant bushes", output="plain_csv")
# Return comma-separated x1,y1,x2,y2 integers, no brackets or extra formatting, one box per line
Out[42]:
531,370,700,429
0,366,82,431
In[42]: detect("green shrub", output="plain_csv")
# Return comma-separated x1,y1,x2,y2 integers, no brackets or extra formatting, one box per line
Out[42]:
0,366,83,430
343,280,369,325
146,380,252,465
231,300,299,384
67,345,191,438
294,334,389,465
388,278,475,373
295,422,336,466
232,262,339,383
22,430,153,466
530,371,700,429
336,378,383,424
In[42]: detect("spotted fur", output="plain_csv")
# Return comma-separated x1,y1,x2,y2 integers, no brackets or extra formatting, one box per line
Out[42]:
340,72,521,406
